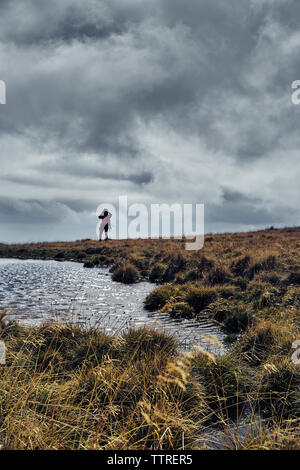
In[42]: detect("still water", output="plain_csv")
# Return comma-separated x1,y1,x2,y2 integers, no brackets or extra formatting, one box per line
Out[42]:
0,258,225,353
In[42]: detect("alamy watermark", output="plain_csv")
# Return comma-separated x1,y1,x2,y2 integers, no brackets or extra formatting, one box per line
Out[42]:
0,340,6,364
96,196,204,251
291,81,300,105
0,80,6,104
292,340,300,365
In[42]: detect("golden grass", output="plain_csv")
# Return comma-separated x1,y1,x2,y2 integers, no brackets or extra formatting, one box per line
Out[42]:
1,226,300,449
0,321,211,450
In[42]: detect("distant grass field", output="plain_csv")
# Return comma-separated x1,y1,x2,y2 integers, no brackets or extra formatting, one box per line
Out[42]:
1,227,300,449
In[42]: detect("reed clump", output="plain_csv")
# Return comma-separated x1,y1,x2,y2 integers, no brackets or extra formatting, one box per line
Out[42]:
112,264,140,284
0,320,208,450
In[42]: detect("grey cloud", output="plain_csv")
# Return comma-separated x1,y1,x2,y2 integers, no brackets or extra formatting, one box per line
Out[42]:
222,189,261,205
0,0,292,161
207,188,298,226
54,198,95,213
0,197,78,225
0,1,258,157
1,166,153,187
207,203,287,226
0,0,124,45
44,157,153,183
0,0,300,241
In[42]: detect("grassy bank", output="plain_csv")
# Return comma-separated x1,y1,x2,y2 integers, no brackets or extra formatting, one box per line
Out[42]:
0,319,197,450
1,227,300,449
1,228,300,336
0,317,300,450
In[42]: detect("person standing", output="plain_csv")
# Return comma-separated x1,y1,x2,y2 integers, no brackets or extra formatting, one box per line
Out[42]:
98,209,112,241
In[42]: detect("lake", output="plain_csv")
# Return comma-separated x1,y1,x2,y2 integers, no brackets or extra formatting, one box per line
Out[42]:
0,258,225,353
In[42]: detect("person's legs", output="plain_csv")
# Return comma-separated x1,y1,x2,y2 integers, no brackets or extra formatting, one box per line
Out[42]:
99,225,104,241
104,224,109,240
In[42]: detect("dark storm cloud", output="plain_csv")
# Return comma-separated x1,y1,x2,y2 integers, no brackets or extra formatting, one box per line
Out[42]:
0,0,130,45
0,197,78,224
1,0,297,159
222,189,261,205
0,0,259,157
54,197,95,213
0,0,300,241
1,165,153,187
43,157,153,183
207,189,297,226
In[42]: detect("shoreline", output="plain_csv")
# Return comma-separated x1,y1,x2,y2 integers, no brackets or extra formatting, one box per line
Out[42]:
0,257,226,353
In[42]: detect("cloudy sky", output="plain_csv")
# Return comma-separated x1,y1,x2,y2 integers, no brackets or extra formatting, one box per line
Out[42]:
0,0,300,242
